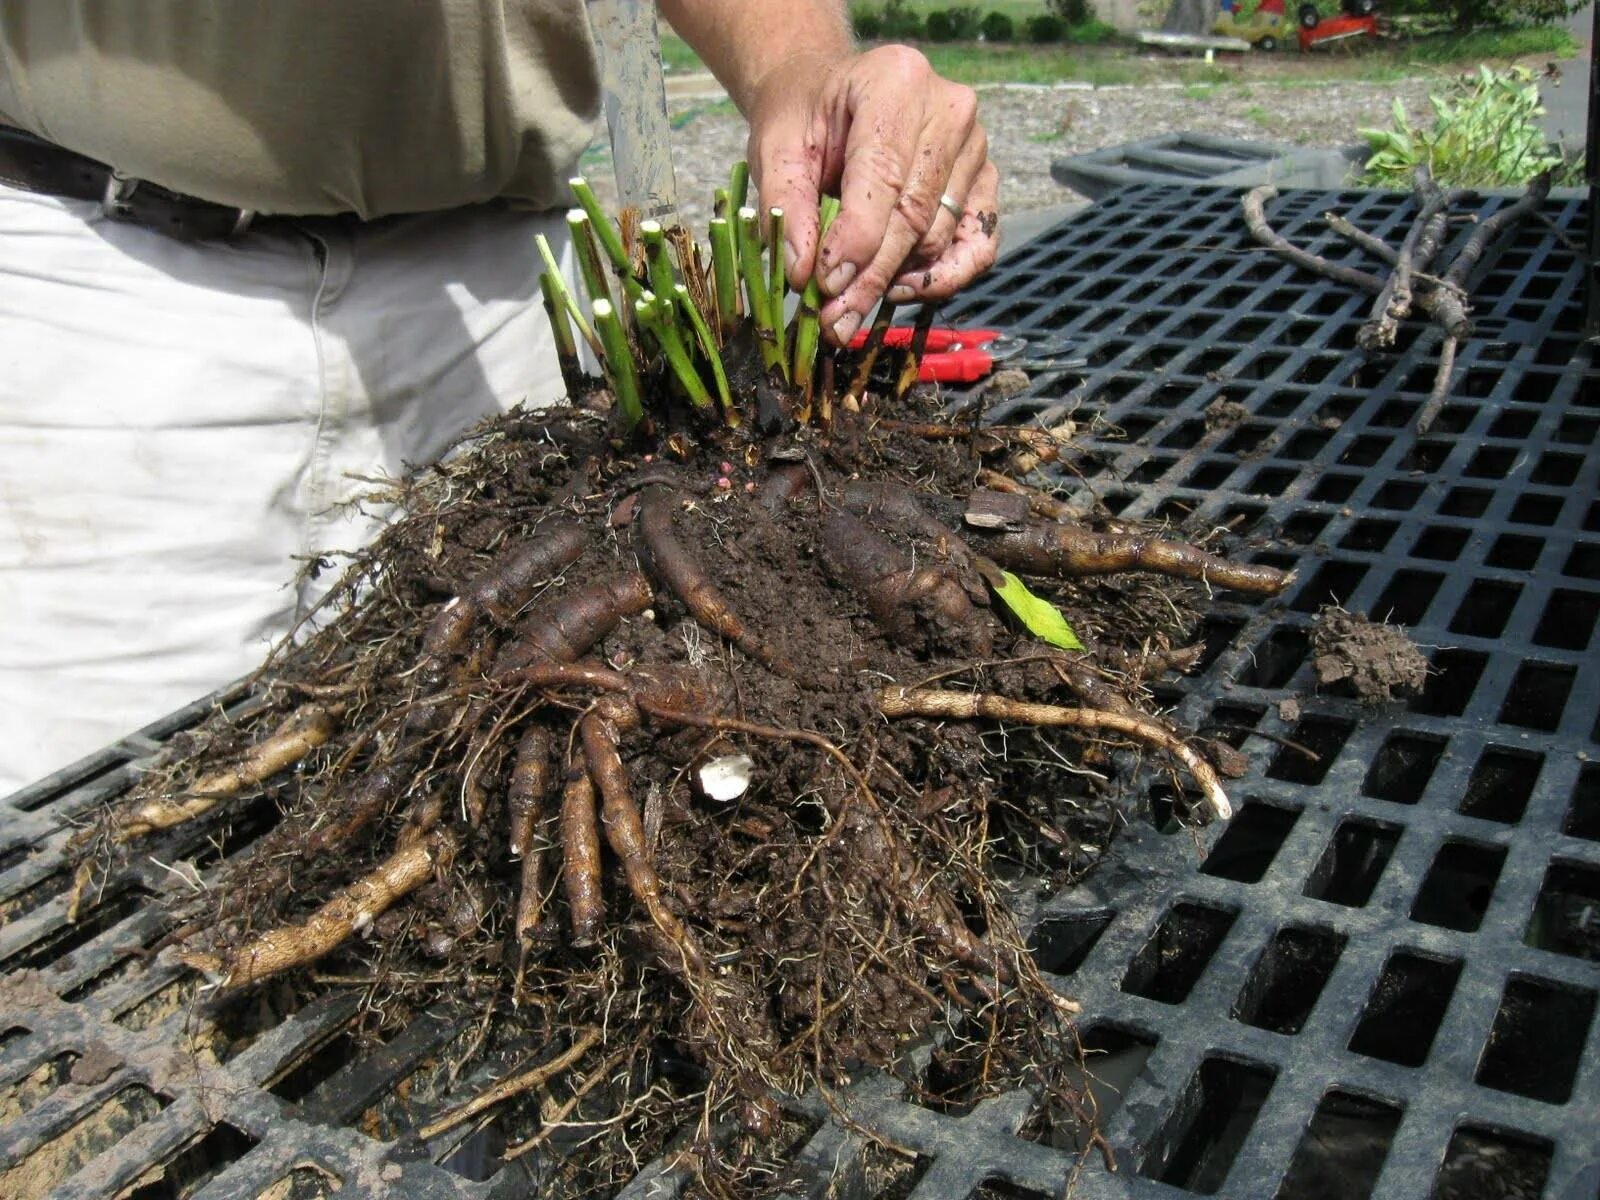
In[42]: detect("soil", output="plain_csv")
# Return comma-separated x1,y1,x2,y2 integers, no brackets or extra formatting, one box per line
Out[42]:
1310,605,1429,704
1204,398,1250,432
71,363,1289,1193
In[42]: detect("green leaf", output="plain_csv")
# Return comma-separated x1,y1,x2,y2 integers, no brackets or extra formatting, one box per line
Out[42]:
989,570,1085,652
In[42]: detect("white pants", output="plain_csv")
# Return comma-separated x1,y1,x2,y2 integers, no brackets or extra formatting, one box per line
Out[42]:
0,185,571,793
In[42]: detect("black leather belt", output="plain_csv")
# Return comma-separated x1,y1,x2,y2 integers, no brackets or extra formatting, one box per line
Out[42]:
0,125,258,241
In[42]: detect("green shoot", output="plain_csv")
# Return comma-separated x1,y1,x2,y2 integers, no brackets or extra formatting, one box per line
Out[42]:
792,196,841,400
568,176,630,275
767,207,788,379
593,298,644,429
714,185,732,221
539,271,585,397
709,217,739,337
636,293,713,410
737,207,785,377
535,234,602,358
675,284,734,421
846,299,897,406
729,162,749,212
640,220,677,304
567,210,612,311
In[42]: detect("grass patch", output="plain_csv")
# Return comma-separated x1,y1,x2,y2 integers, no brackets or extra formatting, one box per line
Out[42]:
921,43,1139,85
1396,25,1577,64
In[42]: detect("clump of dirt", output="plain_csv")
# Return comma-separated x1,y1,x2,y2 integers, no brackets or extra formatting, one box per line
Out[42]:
1204,398,1250,432
69,383,1293,1195
1310,605,1429,703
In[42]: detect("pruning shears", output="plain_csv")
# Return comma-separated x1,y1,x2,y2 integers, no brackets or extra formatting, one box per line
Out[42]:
846,326,1088,383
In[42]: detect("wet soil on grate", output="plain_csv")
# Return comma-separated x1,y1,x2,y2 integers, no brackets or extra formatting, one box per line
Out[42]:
1310,605,1430,704
60,376,1289,1195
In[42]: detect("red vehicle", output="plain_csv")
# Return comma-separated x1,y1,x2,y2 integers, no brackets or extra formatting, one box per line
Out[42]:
1297,0,1379,51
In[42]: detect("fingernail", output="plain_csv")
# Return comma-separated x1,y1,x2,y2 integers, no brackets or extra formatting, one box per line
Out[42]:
823,260,856,296
832,311,862,344
887,285,916,303
784,239,799,279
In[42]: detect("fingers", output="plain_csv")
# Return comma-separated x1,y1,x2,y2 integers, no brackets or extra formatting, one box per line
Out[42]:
748,97,841,288
813,49,984,343
886,161,1001,303
912,125,989,266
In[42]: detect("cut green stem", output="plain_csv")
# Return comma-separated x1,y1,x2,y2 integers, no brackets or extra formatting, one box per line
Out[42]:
767,206,788,376
714,186,732,221
536,234,602,358
709,217,739,336
640,220,677,304
793,196,841,402
675,284,734,422
569,176,629,275
567,210,612,311
636,294,713,410
539,272,585,397
894,303,939,400
729,162,750,213
593,298,644,429
737,206,785,377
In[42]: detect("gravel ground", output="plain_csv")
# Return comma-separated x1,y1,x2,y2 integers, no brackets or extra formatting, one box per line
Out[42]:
579,75,1436,236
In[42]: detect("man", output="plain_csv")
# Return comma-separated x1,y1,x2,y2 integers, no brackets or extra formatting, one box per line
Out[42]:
0,0,998,793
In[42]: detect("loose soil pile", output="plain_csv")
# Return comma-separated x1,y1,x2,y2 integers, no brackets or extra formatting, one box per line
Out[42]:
1311,605,1429,704
70,379,1291,1195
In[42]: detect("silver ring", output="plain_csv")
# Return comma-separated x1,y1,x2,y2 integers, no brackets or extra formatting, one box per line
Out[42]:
938,192,963,220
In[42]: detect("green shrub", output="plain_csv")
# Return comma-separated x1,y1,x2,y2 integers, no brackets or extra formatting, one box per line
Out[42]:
980,10,1016,39
1048,0,1096,24
880,0,925,37
1066,18,1117,42
1381,0,1577,31
947,5,984,36
1025,13,1066,41
926,8,956,39
1360,64,1561,187
851,3,884,37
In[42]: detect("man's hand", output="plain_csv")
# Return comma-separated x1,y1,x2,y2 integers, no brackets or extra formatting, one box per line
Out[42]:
660,1,999,345
745,46,999,345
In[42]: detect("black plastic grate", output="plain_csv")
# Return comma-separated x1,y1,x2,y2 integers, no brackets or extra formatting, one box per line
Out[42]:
2,185,1597,1199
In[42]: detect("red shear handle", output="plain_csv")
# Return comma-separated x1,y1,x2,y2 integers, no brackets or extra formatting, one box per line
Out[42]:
846,327,1000,352
918,348,995,383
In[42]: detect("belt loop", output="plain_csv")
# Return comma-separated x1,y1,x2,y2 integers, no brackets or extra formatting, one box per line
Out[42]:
101,169,140,218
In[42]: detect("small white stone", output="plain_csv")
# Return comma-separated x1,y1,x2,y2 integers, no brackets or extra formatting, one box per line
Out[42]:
697,754,754,802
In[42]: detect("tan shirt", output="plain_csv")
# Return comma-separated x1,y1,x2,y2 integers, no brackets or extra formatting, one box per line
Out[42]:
0,1,601,217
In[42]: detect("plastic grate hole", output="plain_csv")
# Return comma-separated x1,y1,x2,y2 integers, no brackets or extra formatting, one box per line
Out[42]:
1247,466,1298,497
1275,1090,1402,1200
1280,430,1330,461
1488,408,1538,438
1429,1126,1552,1200
1027,1023,1158,1155
1465,446,1516,479
1128,456,1176,485
1557,413,1600,444
1374,398,1417,427
1238,627,1310,688
1459,746,1542,824
1198,703,1266,748
1531,587,1599,650
1122,414,1160,442
1497,661,1575,732
1159,419,1207,449
122,1121,261,1200
1140,1056,1276,1195
1195,617,1248,672
1439,486,1491,518
1447,579,1522,638
1121,900,1238,1005
1410,840,1507,933
1475,975,1596,1103
1531,450,1583,486
1561,541,1599,579
1200,801,1301,883
1524,860,1600,961
1372,480,1424,511
1304,816,1401,907
1186,460,1236,490
1290,561,1369,613
1266,716,1354,785
1340,519,1398,553
1362,732,1446,805
1405,439,1452,473
1028,910,1114,975
1307,473,1358,503
1509,492,1563,526
1408,648,1488,717
1,884,155,972
1232,924,1345,1035
1348,951,1463,1067
1486,532,1541,570
1338,436,1388,468
1409,526,1468,561
268,1028,364,1103
1277,512,1330,546
1372,568,1443,626
1564,764,1600,840
256,1166,343,1200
